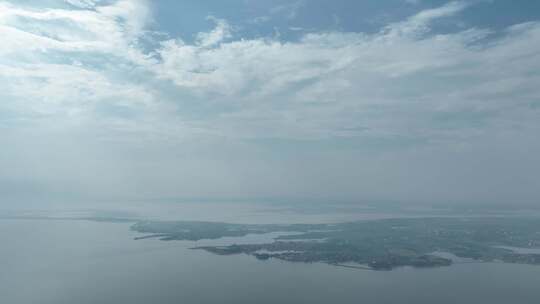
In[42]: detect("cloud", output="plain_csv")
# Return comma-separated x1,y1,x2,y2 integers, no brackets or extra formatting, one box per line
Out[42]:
196,16,232,47
0,0,156,128
385,1,469,37
64,0,101,8
404,0,422,5
2,0,539,142
1,0,539,204
248,15,271,25
269,0,305,20
147,1,538,142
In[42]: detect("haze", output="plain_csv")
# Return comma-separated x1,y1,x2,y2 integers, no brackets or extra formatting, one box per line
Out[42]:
1,0,540,210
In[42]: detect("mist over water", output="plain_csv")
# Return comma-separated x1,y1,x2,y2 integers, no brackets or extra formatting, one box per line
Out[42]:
2,217,540,304
3,199,538,225
2,199,540,304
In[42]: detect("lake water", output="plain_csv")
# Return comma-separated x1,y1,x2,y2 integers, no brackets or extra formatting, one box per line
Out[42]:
2,218,540,304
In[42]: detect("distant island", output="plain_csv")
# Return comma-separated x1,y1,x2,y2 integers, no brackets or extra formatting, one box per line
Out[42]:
131,217,540,270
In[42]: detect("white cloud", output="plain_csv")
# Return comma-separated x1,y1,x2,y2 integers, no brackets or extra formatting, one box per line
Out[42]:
0,0,156,128
145,2,538,141
270,0,305,20
1,0,540,204
2,0,540,143
64,0,101,8
196,16,232,47
384,1,469,37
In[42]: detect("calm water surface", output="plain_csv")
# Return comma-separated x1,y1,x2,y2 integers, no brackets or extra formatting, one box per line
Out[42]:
1,218,540,304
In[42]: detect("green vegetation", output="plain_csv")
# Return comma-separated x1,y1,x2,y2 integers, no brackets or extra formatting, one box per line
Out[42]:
132,217,540,270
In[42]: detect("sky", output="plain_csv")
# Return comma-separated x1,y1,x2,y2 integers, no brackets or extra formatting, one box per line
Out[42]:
1,0,539,208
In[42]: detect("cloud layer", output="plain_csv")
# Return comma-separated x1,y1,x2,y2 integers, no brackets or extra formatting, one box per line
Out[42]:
1,0,539,205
